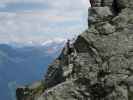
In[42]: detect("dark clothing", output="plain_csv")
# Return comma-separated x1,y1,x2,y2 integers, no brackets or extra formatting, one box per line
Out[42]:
66,41,70,52
58,47,65,60
66,40,72,55
68,47,73,55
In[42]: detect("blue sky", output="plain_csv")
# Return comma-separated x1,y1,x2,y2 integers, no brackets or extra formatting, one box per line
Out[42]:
0,0,90,44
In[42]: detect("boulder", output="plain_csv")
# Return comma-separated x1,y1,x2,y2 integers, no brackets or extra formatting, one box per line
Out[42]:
117,0,133,9
88,7,113,25
126,76,133,86
37,80,91,100
96,22,115,35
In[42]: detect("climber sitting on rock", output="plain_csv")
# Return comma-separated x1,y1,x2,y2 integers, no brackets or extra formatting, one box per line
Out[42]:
68,39,78,64
65,39,77,64
64,39,72,65
58,38,77,65
58,40,70,59
68,39,76,55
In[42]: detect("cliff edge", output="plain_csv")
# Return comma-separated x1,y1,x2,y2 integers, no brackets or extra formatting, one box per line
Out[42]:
16,0,133,100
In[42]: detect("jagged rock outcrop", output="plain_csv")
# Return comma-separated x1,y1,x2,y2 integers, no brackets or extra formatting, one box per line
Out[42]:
16,0,133,100
16,81,44,100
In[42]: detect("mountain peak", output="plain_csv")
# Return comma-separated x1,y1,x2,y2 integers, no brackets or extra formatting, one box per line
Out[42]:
16,0,133,100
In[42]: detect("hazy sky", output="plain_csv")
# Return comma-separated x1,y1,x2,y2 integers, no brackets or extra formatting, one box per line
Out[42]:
0,0,90,44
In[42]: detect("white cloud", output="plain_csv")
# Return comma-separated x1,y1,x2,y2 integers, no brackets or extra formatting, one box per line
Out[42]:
0,0,47,3
0,11,86,33
0,0,89,44
42,38,66,46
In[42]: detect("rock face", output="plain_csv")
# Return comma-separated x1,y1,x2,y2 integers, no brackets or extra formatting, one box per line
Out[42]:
16,0,133,100
16,81,45,100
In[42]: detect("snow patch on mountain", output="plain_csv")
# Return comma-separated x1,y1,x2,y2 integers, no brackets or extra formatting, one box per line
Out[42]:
2,38,66,49
42,38,66,46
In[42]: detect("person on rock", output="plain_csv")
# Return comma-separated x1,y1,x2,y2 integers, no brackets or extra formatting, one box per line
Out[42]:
66,39,72,65
58,39,77,65
66,40,71,55
58,40,70,61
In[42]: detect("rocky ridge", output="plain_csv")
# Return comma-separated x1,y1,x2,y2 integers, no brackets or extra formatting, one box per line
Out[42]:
16,0,133,100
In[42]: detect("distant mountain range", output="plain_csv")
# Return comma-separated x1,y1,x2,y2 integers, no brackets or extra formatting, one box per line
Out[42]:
0,41,65,100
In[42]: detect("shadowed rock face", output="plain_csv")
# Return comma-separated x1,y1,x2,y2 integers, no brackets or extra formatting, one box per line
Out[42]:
90,0,133,8
90,0,133,14
16,0,133,100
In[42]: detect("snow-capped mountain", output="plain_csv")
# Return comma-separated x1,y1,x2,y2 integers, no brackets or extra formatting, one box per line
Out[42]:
7,38,66,47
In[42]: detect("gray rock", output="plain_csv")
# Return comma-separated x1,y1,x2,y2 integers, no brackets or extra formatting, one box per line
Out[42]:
90,0,101,7
37,80,91,100
16,0,133,100
103,0,114,7
90,0,114,7
88,7,113,25
45,59,65,88
108,55,129,73
126,76,133,86
96,22,115,35
129,86,133,92
117,0,133,9
106,85,128,100
112,8,133,29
